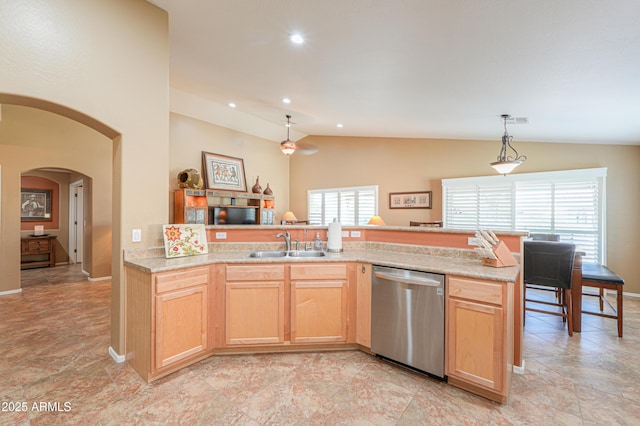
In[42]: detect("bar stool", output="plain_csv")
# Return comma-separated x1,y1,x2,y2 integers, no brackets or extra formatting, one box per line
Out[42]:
581,263,625,337
524,241,577,336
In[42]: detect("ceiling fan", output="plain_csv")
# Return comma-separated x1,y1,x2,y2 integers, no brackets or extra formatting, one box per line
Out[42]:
280,115,319,156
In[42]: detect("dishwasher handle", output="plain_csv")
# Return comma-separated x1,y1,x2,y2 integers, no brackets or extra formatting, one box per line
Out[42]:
374,271,441,287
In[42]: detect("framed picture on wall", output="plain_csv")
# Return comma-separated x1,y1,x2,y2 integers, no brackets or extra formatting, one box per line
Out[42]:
389,191,432,209
20,189,52,221
202,152,247,192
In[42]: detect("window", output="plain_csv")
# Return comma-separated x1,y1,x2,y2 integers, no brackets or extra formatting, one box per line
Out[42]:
442,168,607,264
308,185,378,226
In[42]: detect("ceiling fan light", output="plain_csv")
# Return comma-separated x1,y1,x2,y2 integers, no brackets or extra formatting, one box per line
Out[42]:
280,139,297,155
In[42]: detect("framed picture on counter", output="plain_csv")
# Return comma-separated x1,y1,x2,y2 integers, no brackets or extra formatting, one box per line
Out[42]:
389,191,432,209
202,152,247,192
20,189,52,221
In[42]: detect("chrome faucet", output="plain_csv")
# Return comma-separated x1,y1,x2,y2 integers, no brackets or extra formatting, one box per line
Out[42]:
276,229,291,252
303,228,311,251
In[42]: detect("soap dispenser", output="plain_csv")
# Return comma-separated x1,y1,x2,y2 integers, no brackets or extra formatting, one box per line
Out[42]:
314,232,322,251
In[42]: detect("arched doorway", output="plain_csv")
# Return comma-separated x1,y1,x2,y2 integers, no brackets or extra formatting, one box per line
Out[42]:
0,100,116,291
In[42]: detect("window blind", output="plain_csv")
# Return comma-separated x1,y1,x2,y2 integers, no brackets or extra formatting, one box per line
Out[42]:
442,168,606,264
308,185,378,226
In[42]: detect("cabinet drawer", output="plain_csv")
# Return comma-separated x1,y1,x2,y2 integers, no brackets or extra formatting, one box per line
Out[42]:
448,276,504,306
290,263,347,280
155,267,209,294
226,264,285,281
26,239,50,253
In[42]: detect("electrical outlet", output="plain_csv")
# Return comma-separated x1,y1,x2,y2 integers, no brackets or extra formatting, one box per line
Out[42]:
215,232,227,239
342,231,349,238
351,231,361,238
132,229,142,242
468,237,479,246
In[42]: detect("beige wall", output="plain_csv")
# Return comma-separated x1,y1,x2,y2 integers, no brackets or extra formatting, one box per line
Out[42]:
169,113,291,225
0,0,169,355
290,136,640,294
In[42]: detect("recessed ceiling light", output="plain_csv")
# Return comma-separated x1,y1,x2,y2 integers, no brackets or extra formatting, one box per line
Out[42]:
337,123,343,128
282,98,291,104
290,33,304,44
228,102,236,108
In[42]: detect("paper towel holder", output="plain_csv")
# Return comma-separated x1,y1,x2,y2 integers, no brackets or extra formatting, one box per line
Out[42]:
327,218,343,253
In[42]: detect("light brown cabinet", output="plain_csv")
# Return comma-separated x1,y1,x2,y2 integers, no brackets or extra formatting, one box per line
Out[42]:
220,263,355,347
224,265,286,346
125,265,211,382
356,263,372,348
290,264,350,344
154,268,209,369
445,275,514,403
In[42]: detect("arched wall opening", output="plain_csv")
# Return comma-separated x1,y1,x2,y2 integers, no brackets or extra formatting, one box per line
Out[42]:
0,100,116,292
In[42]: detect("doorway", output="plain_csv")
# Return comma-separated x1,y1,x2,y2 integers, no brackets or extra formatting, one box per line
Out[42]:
69,180,84,265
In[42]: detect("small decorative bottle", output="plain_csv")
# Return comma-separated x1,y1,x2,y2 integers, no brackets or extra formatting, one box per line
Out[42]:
252,176,262,194
263,183,273,195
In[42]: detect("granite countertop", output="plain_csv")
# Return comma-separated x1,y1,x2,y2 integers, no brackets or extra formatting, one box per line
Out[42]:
124,243,521,283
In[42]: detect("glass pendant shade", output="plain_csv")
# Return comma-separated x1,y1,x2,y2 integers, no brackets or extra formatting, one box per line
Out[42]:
280,115,297,155
280,139,297,155
490,160,522,174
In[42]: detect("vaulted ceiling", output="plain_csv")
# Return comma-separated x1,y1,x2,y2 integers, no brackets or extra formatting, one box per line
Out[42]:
149,0,640,145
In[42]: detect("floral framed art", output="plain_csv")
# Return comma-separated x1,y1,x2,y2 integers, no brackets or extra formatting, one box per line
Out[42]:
163,224,209,258
389,191,432,209
20,189,52,221
202,152,247,192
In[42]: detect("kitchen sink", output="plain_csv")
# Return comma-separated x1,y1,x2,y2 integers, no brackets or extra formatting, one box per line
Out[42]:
247,250,287,258
286,250,326,258
247,250,326,258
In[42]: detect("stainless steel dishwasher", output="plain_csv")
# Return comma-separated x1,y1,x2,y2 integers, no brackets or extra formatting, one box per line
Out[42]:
371,265,445,379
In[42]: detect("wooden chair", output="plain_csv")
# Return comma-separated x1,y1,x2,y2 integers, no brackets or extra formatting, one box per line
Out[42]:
409,221,443,227
581,263,624,337
523,241,577,336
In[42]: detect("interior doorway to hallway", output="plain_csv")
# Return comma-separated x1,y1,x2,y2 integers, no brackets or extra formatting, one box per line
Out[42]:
69,180,84,265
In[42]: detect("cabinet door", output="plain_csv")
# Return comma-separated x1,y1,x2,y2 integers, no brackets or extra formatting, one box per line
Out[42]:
356,263,372,348
225,281,285,345
155,284,208,369
446,297,505,392
291,280,348,343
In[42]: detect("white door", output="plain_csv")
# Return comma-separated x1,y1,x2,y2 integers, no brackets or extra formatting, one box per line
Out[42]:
69,181,84,264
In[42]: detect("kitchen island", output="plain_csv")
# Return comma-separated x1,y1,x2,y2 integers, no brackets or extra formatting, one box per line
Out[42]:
124,226,525,403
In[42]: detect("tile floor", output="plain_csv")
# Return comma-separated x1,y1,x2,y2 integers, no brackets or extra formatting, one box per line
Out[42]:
1,264,639,425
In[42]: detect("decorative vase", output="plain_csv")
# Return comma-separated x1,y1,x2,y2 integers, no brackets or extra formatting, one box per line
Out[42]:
252,176,262,194
263,183,273,195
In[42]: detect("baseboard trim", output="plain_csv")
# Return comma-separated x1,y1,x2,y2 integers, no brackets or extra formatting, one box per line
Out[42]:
0,288,23,297
513,360,526,375
109,346,125,363
89,275,112,282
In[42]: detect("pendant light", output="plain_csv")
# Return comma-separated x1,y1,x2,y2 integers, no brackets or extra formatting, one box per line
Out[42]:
280,115,297,156
490,114,527,174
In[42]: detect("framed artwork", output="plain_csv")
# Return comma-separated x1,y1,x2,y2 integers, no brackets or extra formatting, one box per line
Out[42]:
202,152,247,192
163,224,209,258
389,191,432,209
21,189,52,221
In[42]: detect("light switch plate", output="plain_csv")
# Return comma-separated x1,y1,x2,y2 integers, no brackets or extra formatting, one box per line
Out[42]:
132,229,142,242
215,232,227,239
351,231,361,238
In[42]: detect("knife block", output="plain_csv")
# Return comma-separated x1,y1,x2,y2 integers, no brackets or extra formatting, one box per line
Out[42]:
481,241,518,268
